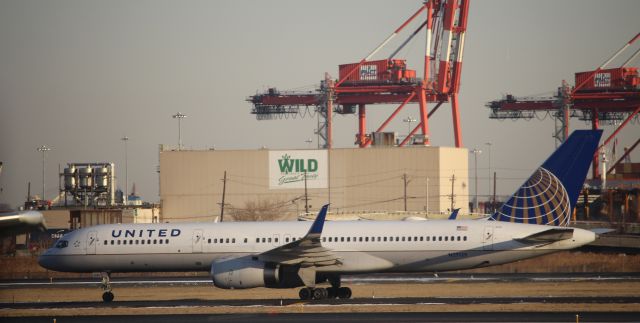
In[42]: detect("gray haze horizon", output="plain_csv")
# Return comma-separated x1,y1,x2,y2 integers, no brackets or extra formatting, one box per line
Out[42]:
1,0,639,210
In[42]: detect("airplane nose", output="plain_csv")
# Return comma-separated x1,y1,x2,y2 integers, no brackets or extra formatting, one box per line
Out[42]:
38,254,56,270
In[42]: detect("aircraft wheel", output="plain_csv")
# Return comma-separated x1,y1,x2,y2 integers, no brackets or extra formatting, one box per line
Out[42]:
326,287,338,299
102,291,114,303
299,287,312,300
337,287,352,299
312,287,327,300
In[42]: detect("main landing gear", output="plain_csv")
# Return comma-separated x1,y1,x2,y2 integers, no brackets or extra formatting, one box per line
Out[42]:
298,276,352,300
100,272,114,302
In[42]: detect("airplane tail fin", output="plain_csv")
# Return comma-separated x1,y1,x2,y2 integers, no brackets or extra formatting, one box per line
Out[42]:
490,130,602,226
448,208,461,220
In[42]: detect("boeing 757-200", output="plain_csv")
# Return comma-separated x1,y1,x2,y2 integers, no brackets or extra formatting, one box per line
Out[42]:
39,130,602,302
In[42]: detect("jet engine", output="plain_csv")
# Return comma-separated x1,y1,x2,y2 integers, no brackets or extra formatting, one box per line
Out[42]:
210,256,303,289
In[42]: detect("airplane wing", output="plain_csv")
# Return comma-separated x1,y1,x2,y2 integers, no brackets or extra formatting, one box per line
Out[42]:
515,227,574,242
0,211,47,236
257,204,340,267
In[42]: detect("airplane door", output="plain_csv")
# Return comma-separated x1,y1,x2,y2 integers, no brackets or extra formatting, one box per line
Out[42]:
87,231,97,255
482,226,494,250
193,229,203,253
272,234,280,246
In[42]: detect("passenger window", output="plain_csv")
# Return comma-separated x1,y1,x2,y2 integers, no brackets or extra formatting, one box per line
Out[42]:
451,236,455,241
103,240,107,245
359,237,363,242
244,238,248,243
130,240,133,245
274,238,277,243
226,238,230,243
256,238,260,243
267,238,271,243
457,236,461,241
395,237,399,241
153,239,157,244
110,240,114,245
402,237,405,242
262,238,266,243
123,240,127,245
329,237,333,242
141,240,145,245
438,236,442,241
383,237,387,242
420,237,423,241
322,237,326,242
117,240,121,245
463,236,467,241
341,237,345,242
286,237,290,243
159,239,163,244
414,236,418,241
165,239,169,244
365,237,369,242
136,240,139,245
377,237,381,242
208,238,211,243
432,236,436,241
445,236,449,241
347,237,351,242
426,236,430,242
232,238,236,243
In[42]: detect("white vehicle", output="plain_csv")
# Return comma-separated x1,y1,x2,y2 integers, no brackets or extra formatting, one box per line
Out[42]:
40,130,603,302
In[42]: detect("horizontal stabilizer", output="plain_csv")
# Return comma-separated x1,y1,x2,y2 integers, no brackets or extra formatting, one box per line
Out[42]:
515,228,574,242
590,228,615,235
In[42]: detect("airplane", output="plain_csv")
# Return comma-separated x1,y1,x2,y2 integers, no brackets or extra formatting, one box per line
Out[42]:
39,130,602,302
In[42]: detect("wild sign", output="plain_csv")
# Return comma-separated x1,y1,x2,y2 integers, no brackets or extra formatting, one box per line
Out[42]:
269,150,328,189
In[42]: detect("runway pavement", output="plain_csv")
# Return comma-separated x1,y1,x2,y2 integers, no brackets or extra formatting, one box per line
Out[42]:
2,312,640,323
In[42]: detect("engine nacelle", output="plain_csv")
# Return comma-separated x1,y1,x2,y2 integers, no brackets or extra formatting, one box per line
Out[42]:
211,256,304,289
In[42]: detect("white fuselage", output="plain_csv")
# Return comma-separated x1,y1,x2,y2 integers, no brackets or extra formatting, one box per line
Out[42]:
39,219,595,274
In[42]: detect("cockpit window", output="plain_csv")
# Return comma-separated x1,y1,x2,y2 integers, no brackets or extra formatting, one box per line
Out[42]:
55,240,69,248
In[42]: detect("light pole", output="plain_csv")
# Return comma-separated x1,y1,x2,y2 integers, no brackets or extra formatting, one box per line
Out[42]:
37,145,51,200
485,142,492,212
121,136,129,206
403,116,417,140
172,112,187,150
470,148,482,213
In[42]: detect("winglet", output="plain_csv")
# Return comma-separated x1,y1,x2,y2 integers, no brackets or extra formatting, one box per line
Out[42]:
307,204,329,235
448,208,461,220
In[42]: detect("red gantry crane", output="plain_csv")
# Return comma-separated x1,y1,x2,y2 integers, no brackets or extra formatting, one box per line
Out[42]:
248,0,470,149
487,33,640,180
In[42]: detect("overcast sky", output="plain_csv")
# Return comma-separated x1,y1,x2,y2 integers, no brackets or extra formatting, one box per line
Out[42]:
1,0,639,209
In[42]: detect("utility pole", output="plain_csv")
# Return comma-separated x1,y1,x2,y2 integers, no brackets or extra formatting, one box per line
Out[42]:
402,173,410,211
220,171,227,222
304,171,309,214
425,177,430,216
449,174,456,212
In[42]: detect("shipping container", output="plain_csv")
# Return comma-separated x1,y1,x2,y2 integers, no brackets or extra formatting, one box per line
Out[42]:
574,67,639,91
338,59,416,84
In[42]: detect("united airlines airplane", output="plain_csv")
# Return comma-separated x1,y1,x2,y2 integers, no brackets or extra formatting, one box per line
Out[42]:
39,130,602,302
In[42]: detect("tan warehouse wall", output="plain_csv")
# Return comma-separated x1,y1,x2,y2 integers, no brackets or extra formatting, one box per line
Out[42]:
159,147,468,222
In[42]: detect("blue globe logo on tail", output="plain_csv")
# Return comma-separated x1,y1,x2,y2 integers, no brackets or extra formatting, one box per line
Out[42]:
493,167,570,226
490,130,602,227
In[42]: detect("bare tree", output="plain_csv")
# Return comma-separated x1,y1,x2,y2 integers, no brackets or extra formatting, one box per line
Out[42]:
231,199,290,222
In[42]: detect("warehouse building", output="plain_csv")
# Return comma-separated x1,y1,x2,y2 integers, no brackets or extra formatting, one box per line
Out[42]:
159,146,469,222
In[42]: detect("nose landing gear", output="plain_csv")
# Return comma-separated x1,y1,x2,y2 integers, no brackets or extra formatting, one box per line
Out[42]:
100,272,114,302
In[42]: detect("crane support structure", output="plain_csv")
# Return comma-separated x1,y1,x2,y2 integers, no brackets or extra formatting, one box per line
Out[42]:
248,0,470,149
487,32,640,180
